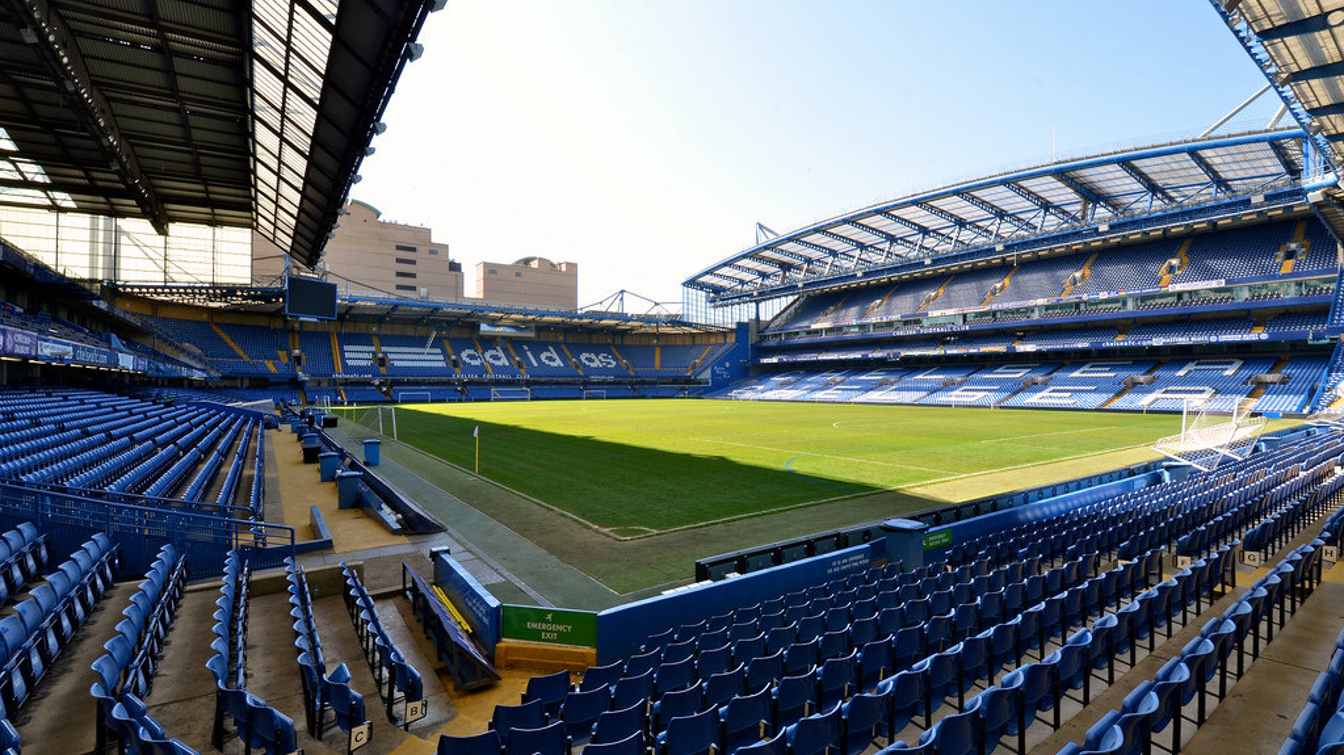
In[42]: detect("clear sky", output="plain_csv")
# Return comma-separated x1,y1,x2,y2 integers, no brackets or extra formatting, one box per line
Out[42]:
352,1,1282,310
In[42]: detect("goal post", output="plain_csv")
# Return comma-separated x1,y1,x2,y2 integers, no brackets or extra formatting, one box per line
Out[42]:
1153,398,1265,471
395,390,432,403
330,405,399,441
582,389,607,400
490,387,531,401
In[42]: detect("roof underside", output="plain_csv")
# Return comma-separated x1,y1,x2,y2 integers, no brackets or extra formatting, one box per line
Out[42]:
105,282,723,333
0,0,432,269
1213,0,1344,168
684,130,1320,303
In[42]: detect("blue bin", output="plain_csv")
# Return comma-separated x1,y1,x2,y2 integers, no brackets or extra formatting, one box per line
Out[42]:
336,470,363,508
319,451,340,482
363,438,381,466
301,434,321,464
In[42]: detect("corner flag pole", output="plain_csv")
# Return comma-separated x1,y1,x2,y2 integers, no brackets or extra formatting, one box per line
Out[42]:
473,425,480,474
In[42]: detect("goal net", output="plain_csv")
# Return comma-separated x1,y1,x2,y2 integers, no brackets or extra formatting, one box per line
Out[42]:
1153,399,1265,471
582,389,607,400
490,387,531,401
396,390,433,403
333,405,399,441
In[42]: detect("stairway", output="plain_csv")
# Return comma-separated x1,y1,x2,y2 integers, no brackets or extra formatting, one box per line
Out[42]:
210,322,252,362
1101,361,1162,408
560,343,585,376
1157,239,1192,288
1280,220,1309,274
981,266,1017,306
441,337,462,377
1060,252,1099,297
918,275,954,311
472,338,494,376
370,334,388,375
504,340,528,377
609,344,637,376
329,330,344,374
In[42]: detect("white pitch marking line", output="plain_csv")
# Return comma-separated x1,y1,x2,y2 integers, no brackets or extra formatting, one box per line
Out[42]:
689,437,955,476
974,425,1133,445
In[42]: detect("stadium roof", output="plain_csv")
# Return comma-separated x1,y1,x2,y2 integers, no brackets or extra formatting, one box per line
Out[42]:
105,282,722,333
684,129,1335,304
0,0,436,269
1210,0,1344,171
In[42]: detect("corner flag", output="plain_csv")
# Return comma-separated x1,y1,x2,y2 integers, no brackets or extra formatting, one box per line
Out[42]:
473,425,480,473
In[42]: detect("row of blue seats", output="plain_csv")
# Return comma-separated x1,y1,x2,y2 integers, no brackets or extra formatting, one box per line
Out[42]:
1277,504,1344,755
1243,469,1344,558
180,416,248,503
485,430,1337,755
951,434,1341,573
0,523,46,608
287,557,368,747
473,544,1172,755
9,407,187,481
1065,488,1334,755
214,421,258,518
206,552,299,754
570,553,1106,719
883,542,1239,754
340,563,426,728
565,434,1310,753
1,531,116,714
91,544,192,753
1285,627,1344,755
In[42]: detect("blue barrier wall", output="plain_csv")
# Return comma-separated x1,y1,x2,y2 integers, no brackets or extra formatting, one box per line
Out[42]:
315,428,446,534
917,469,1166,563
432,550,502,656
597,542,881,663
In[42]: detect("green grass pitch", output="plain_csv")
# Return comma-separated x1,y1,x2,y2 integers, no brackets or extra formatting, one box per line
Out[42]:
345,400,1183,535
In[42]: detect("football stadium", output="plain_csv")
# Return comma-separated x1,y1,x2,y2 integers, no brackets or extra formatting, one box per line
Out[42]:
5,2,1344,754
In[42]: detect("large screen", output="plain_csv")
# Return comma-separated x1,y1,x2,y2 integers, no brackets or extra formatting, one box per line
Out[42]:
285,276,337,320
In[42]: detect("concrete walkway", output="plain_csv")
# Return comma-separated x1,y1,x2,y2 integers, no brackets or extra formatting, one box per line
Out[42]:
1182,558,1344,754
326,427,619,609
1033,506,1342,754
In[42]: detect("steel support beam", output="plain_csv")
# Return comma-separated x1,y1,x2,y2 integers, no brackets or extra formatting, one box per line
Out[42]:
845,219,921,255
1053,171,1118,215
1117,161,1175,205
1188,151,1234,195
955,191,1038,234
876,210,961,249
915,201,996,241
6,0,170,233
1004,182,1078,225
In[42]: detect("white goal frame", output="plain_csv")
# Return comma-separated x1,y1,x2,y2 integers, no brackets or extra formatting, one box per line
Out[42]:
334,405,399,441
490,387,532,401
396,390,433,404
1152,398,1264,472
582,389,607,400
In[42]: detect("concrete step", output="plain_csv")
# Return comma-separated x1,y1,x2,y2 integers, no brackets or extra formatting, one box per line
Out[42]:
18,582,131,754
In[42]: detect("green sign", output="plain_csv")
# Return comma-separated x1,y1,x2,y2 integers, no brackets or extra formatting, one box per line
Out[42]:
502,605,598,647
922,530,953,551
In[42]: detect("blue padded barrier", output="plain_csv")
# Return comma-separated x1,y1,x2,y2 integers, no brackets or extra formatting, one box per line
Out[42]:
432,550,501,654
404,561,500,692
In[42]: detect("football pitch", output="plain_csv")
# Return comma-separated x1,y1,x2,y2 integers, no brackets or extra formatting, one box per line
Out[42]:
341,400,1184,536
